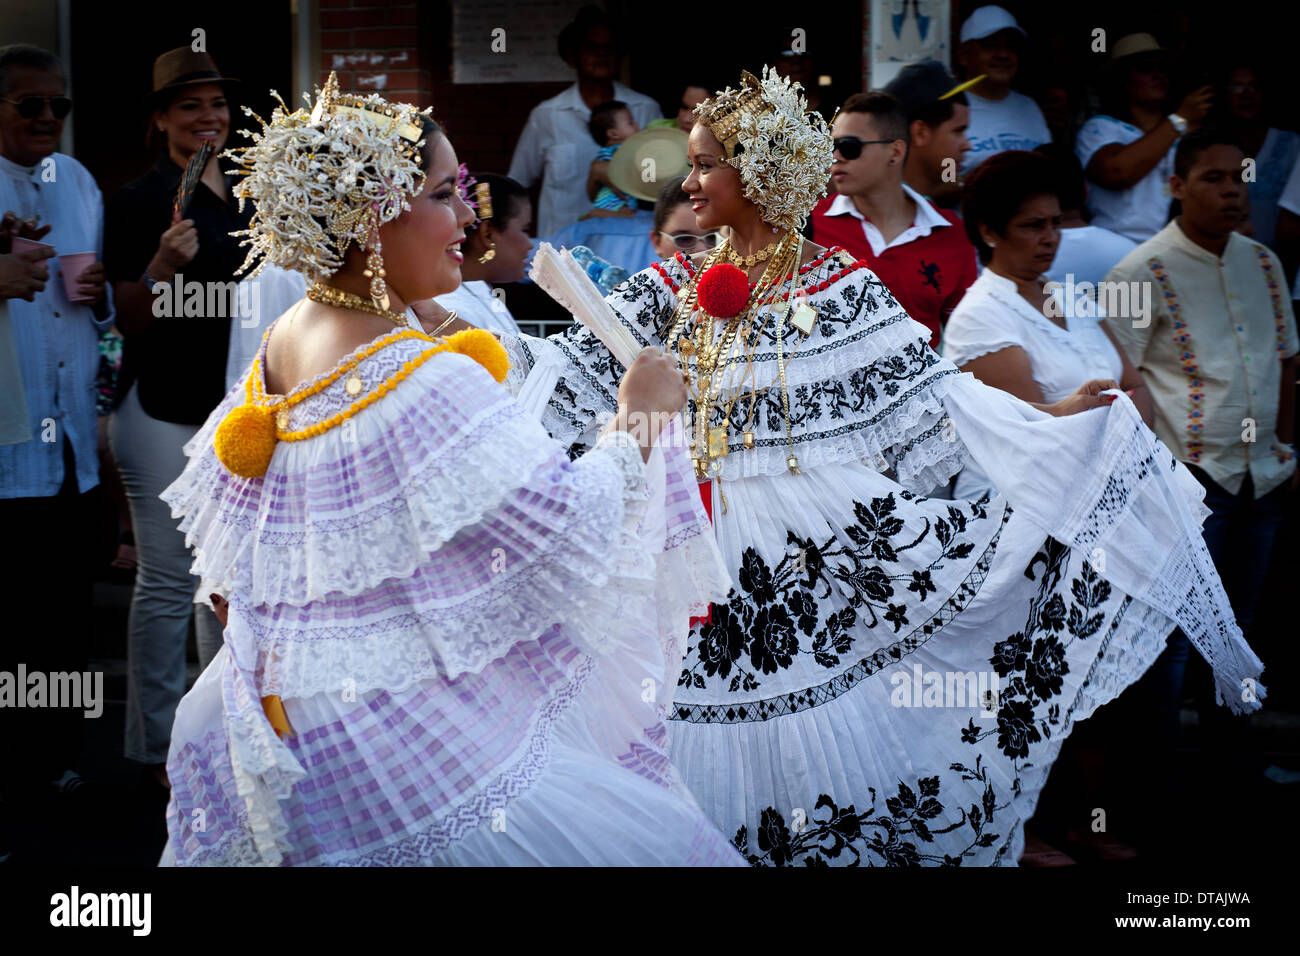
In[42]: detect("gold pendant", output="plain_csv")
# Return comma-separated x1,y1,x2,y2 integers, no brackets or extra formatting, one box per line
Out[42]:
743,430,755,449
787,454,802,475
693,457,709,481
708,425,729,459
275,408,291,431
791,303,817,335
345,374,364,397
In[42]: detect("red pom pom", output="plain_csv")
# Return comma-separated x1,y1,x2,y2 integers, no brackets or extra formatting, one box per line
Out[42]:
696,263,750,319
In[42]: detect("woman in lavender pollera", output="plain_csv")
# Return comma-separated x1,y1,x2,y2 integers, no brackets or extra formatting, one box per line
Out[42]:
156,75,742,866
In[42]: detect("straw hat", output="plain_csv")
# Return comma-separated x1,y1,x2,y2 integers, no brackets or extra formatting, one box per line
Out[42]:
606,126,690,203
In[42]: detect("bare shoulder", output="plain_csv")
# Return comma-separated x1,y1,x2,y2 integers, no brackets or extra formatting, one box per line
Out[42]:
264,306,407,395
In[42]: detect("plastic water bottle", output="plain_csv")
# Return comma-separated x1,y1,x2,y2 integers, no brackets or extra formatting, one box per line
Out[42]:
569,245,629,296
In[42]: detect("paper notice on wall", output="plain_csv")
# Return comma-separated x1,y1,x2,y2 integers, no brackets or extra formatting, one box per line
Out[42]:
869,0,950,89
452,0,586,84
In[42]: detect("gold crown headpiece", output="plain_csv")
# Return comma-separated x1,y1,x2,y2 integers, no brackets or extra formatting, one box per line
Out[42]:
698,70,766,162
694,66,834,234
309,71,425,145
224,72,435,290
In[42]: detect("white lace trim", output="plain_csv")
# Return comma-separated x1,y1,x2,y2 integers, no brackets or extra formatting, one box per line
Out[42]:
543,266,974,488
165,347,596,608
944,377,1265,714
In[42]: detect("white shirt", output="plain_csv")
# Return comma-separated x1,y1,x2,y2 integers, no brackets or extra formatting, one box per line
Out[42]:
1105,221,1298,497
0,152,115,497
825,183,955,255
944,268,1125,499
1248,128,1300,250
435,280,522,336
508,82,662,238
960,90,1052,176
1045,225,1138,292
1075,114,1177,243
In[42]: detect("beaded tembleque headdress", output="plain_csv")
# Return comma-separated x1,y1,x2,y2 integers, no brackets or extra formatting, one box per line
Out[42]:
694,66,834,234
224,72,435,309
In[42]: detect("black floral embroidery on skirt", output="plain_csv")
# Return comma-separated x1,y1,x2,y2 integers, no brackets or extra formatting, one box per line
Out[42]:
680,494,988,694
734,755,1009,866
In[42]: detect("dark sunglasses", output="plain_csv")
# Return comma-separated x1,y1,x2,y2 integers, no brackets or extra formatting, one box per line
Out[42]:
2,95,72,119
659,230,721,250
833,136,896,161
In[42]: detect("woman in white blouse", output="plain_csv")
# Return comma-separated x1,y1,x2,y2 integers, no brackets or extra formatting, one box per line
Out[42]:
943,148,1154,866
945,150,1153,503
427,173,533,336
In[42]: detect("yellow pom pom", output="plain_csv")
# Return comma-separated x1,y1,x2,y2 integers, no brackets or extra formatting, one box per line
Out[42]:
214,403,279,477
444,328,511,383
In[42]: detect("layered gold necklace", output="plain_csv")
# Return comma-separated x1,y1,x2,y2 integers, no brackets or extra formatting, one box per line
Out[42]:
666,233,819,498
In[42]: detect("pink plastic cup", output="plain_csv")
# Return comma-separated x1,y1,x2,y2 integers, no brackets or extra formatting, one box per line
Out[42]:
10,235,54,257
59,252,97,303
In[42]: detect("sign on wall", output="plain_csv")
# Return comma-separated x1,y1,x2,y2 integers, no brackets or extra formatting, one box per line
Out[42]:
452,0,586,84
869,0,950,88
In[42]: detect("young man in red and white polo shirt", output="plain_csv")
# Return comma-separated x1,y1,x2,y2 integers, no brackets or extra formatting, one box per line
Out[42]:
811,91,978,348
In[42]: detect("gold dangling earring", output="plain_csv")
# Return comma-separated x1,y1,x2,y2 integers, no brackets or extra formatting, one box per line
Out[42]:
478,240,496,264
362,241,389,312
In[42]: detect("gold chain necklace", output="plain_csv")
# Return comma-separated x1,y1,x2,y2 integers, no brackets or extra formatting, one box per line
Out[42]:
723,237,780,269
668,233,804,485
308,281,409,326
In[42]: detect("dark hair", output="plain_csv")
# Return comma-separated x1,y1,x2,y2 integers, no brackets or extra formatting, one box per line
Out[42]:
912,94,965,130
414,114,446,172
1033,141,1085,213
0,44,64,97
961,150,1061,263
558,5,614,64
838,91,910,145
881,59,968,130
469,172,529,235
588,100,628,145
652,175,690,233
1174,127,1242,180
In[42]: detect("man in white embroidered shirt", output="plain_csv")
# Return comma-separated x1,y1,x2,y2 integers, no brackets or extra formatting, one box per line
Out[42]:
1105,129,1297,809
507,7,661,238
0,44,113,819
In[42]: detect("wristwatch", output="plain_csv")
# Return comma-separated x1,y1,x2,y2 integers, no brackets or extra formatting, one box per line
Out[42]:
1167,113,1189,136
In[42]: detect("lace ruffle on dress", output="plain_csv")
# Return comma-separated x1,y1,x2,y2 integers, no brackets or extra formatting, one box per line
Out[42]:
158,324,741,866
514,249,1264,866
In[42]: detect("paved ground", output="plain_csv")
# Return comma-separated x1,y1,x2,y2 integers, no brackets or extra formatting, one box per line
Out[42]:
3,508,1298,868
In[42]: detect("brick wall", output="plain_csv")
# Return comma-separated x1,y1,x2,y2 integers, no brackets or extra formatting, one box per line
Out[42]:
313,0,573,179
318,0,430,105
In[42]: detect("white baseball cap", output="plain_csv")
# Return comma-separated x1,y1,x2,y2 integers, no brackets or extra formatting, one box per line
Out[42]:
960,5,1027,43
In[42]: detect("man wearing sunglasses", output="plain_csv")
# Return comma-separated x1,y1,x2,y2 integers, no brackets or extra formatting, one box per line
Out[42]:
0,44,114,839
811,92,977,350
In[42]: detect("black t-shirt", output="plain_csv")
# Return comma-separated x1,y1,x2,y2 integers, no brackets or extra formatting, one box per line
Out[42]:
104,154,252,425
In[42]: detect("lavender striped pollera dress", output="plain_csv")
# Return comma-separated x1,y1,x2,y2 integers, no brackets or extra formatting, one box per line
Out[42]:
157,322,745,866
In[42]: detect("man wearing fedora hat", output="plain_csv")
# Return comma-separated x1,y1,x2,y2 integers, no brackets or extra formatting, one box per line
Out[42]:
508,6,661,238
1075,32,1214,242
